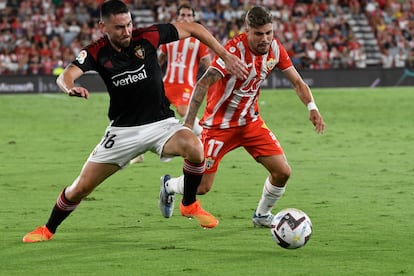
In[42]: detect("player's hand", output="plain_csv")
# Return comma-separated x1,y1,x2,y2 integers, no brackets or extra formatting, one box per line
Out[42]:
222,52,248,80
309,110,325,134
68,87,89,99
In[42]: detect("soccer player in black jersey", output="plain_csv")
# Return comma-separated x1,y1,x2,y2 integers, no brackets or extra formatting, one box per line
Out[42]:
22,0,248,242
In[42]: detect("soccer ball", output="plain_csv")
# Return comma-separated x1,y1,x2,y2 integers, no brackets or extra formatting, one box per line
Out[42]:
270,208,312,249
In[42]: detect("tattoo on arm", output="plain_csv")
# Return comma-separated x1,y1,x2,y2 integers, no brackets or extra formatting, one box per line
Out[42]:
185,69,222,126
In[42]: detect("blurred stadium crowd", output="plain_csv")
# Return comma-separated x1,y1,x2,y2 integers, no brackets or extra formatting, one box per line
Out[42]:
1,0,414,75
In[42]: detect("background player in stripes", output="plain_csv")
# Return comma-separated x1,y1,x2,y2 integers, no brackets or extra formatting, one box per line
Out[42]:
159,3,210,137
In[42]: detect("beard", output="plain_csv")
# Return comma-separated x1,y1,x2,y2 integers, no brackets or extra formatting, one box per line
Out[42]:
255,43,270,55
109,35,131,50
116,37,131,48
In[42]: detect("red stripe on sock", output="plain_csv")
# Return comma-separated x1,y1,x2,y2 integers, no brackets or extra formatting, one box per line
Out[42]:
183,159,205,175
56,190,80,211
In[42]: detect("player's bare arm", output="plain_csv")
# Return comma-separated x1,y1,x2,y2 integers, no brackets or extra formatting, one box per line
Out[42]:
183,68,222,129
56,64,90,99
283,67,326,134
173,22,248,80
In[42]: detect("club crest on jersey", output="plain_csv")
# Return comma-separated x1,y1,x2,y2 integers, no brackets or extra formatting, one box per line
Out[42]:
267,58,276,70
76,50,87,64
205,157,215,170
134,45,145,59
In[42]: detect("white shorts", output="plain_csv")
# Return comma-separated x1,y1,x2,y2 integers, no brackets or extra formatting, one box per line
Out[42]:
87,118,188,168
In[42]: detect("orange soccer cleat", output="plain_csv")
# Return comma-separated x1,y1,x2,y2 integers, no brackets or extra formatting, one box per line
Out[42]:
180,200,219,229
22,225,54,243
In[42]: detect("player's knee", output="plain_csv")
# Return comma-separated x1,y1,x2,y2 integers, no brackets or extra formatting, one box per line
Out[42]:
271,168,291,186
185,140,204,163
280,172,291,184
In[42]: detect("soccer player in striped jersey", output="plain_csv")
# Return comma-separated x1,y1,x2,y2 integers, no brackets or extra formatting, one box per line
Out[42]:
159,6,326,227
159,4,211,137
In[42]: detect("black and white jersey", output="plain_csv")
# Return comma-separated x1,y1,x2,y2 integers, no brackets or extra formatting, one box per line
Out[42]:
72,24,179,127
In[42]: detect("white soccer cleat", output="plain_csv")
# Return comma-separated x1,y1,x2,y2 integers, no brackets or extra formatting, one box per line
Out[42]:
159,175,175,218
252,210,274,228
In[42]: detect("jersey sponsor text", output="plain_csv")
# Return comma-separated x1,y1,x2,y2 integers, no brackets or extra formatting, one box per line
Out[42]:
111,65,148,87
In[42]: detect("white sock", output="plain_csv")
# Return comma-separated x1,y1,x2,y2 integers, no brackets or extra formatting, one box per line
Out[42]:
165,175,184,194
256,177,285,216
193,117,203,137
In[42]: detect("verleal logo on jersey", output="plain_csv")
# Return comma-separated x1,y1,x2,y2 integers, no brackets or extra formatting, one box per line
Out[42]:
76,50,87,64
111,65,148,87
134,45,145,59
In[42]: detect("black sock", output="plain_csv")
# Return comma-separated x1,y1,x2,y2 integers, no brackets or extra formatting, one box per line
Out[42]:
45,189,80,233
182,159,204,206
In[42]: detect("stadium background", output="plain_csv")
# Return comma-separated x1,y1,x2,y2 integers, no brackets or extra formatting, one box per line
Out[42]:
1,2,414,274
1,0,414,92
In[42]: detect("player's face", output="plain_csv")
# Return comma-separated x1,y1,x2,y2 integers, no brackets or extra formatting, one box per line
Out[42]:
102,12,133,50
177,8,195,23
246,23,273,55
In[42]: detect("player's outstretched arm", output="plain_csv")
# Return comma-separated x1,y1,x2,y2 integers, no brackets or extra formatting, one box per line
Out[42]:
283,66,326,134
173,22,247,80
56,64,90,99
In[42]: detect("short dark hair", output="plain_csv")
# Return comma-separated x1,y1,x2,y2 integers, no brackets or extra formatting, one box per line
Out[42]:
100,0,130,21
245,6,273,28
177,3,195,17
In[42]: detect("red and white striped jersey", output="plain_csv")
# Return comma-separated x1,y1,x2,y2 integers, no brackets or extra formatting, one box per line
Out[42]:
160,37,210,87
201,33,293,129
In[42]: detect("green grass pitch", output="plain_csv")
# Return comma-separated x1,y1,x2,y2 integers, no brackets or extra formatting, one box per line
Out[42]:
1,87,413,275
